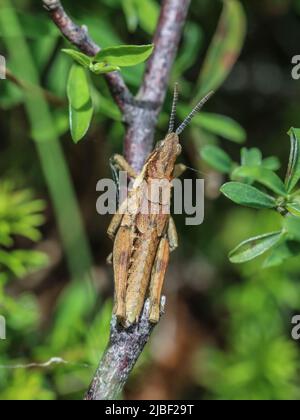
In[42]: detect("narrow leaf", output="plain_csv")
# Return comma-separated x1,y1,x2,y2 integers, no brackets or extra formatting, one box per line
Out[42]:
197,0,246,96
67,65,93,143
95,44,154,67
286,202,300,217
201,145,233,173
173,23,203,78
194,112,246,144
232,166,287,196
262,156,281,171
220,182,277,209
62,49,91,68
285,128,300,192
229,231,285,263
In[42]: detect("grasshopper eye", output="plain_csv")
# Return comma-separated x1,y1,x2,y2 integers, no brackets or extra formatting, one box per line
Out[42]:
176,144,182,156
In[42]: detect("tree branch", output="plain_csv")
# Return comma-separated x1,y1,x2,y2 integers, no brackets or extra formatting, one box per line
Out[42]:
139,0,191,104
85,298,165,400
42,0,132,113
43,0,191,401
124,0,191,172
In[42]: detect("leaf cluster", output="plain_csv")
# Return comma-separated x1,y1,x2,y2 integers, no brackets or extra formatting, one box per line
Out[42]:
203,129,300,266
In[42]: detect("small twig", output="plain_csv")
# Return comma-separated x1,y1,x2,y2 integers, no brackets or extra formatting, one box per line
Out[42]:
5,67,65,107
0,357,90,370
42,0,132,113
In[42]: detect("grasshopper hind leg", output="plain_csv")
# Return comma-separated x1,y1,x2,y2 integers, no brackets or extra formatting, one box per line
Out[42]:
148,236,170,323
148,218,178,323
113,226,133,322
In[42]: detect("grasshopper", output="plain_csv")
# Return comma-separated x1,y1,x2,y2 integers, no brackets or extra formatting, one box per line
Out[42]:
108,86,213,327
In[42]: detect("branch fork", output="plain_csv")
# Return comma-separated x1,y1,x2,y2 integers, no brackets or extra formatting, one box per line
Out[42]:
43,0,191,400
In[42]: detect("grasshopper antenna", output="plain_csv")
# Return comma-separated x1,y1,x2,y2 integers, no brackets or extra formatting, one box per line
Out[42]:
176,91,214,135
168,83,179,134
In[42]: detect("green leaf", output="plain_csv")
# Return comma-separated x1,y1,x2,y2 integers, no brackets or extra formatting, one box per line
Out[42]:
284,215,300,242
201,145,233,173
262,156,281,171
286,202,300,217
67,65,94,143
197,0,246,96
62,49,92,68
95,44,154,67
220,182,277,209
89,62,120,74
229,231,285,263
241,148,262,167
136,0,159,34
263,241,300,268
232,166,287,196
122,0,138,32
285,128,300,192
240,149,281,172
193,112,246,144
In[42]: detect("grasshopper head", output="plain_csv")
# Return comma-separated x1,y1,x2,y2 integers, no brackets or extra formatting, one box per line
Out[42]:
148,133,181,179
147,87,213,179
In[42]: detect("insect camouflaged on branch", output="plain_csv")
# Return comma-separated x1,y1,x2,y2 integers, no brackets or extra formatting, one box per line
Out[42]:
108,85,214,328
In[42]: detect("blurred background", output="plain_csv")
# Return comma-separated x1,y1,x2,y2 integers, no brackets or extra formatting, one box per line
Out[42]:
1,0,300,400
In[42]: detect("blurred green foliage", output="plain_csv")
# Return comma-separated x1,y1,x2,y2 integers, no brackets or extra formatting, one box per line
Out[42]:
0,0,300,401
0,182,48,283
200,271,300,400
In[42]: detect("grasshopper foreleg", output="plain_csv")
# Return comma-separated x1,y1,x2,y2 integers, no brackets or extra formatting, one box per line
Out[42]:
107,212,124,240
111,154,137,179
173,163,187,179
107,154,138,240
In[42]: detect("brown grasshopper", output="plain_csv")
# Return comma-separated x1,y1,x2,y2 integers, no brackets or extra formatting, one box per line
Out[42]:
108,86,213,327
